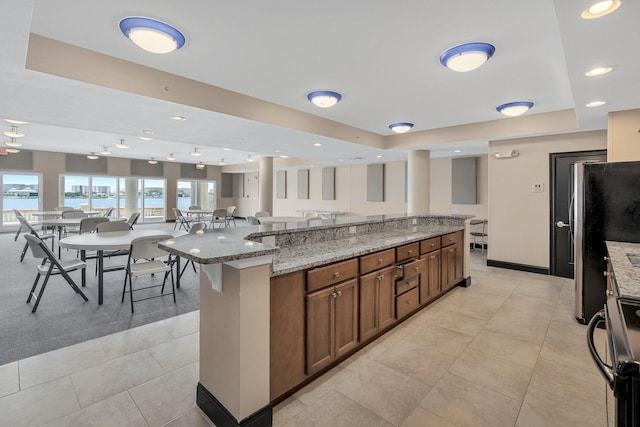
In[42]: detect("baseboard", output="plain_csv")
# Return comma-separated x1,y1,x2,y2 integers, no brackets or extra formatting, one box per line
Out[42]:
486,259,549,275
197,383,272,427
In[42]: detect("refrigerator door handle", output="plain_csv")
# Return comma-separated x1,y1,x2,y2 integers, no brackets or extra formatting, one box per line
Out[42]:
587,309,614,389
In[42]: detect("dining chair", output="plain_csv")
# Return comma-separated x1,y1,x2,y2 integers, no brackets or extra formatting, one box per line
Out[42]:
95,221,131,273
254,211,270,218
246,216,261,225
17,215,56,262
470,219,488,255
54,206,74,211
173,209,192,231
225,206,237,227
13,209,26,241
122,234,176,313
23,234,88,313
209,208,227,228
96,221,131,233
179,223,207,279
61,210,88,237
127,212,141,230
102,207,114,218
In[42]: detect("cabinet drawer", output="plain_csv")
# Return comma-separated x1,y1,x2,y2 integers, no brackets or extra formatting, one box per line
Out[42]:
360,249,395,275
402,258,426,278
396,242,419,262
420,237,441,254
396,287,419,319
441,231,462,247
396,275,419,295
307,258,358,293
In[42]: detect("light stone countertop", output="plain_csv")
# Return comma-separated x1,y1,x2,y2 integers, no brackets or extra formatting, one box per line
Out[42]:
606,241,640,299
159,214,469,276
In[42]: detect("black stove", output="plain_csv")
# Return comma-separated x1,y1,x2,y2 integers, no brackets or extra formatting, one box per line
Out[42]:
589,296,640,427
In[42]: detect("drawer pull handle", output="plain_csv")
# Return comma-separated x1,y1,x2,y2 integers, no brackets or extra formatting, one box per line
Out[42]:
431,243,435,247
406,300,412,305
337,290,342,297
429,255,436,259
377,274,385,280
408,250,413,254
414,267,420,272
378,258,383,263
333,272,340,278
449,248,454,252
331,292,338,299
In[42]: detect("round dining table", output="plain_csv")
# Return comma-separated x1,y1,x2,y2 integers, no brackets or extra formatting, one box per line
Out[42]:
32,210,100,218
59,229,187,305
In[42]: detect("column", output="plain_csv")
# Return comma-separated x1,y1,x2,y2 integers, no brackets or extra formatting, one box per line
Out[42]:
124,178,139,218
258,157,273,215
407,149,430,214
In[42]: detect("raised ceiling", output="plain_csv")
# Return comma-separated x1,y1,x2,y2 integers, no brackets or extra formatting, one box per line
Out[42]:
1,0,638,167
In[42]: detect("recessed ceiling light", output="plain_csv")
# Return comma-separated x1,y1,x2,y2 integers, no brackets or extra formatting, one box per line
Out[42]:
4,126,24,138
313,143,322,147
148,158,158,165
4,138,22,147
307,91,342,108
581,0,621,19
440,42,495,72
586,100,607,107
119,17,185,54
279,155,289,159
274,149,281,153
223,147,232,151
376,155,383,158
100,147,111,155
115,139,129,149
388,122,414,133
138,136,153,141
87,153,99,160
496,101,534,117
169,115,186,121
338,159,344,162
196,162,205,170
454,149,462,153
4,119,28,125
219,159,226,165
166,153,176,161
6,148,20,153
246,155,256,162
142,129,154,134
585,66,613,77
190,148,201,156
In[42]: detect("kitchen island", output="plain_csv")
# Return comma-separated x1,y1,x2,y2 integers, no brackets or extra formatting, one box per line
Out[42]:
160,213,472,427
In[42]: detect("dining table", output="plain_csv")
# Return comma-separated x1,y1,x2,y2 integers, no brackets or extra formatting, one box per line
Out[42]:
39,217,128,255
32,210,100,218
181,208,214,222
59,229,187,305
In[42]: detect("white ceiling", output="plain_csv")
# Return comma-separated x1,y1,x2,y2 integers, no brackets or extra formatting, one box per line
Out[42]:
1,0,638,168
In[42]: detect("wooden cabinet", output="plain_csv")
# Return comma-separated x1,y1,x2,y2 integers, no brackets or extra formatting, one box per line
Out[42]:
360,249,395,275
441,231,463,291
270,271,306,400
306,279,358,375
397,287,419,319
307,258,358,292
397,242,419,263
360,265,395,342
420,250,441,304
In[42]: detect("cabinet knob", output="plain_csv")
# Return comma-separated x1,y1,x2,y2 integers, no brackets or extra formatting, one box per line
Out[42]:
331,292,338,298
408,250,413,254
415,266,420,272
449,248,454,252
431,243,435,247
333,272,340,279
604,256,608,261
603,271,608,277
406,300,412,305
429,255,436,259
377,274,385,280
337,290,342,297
378,258,383,264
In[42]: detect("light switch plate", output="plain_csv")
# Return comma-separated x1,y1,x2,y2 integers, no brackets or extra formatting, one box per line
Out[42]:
532,183,544,193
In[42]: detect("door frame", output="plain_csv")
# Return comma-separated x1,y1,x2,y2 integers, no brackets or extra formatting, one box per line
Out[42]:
549,149,606,277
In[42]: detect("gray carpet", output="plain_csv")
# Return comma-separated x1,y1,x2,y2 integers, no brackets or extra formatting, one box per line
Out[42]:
0,223,203,365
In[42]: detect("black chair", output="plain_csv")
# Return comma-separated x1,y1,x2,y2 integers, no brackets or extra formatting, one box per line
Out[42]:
122,234,176,313
23,234,88,313
17,215,56,262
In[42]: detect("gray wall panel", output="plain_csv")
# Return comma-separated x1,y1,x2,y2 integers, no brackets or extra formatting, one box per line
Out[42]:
367,163,385,202
451,157,478,204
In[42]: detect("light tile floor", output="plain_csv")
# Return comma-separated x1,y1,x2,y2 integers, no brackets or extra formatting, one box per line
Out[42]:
0,253,613,427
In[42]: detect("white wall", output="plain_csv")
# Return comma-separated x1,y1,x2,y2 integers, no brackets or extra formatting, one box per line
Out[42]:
429,155,488,220
488,130,606,269
271,162,408,217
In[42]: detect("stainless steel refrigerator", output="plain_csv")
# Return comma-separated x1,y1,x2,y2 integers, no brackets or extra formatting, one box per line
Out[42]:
574,161,640,324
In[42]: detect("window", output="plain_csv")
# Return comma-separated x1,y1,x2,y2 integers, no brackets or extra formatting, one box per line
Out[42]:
177,180,216,210
1,173,41,227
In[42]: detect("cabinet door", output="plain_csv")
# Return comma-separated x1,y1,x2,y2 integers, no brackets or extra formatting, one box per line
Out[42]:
377,266,396,331
421,251,441,304
443,244,457,291
334,279,359,359
359,271,378,342
306,286,336,374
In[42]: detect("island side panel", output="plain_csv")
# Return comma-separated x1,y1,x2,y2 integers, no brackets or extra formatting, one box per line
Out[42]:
270,271,306,401
199,263,271,422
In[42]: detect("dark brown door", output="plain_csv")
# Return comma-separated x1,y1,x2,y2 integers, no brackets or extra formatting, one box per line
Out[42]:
550,150,606,277
424,250,441,301
334,279,358,359
377,266,396,331
359,271,378,342
306,286,335,374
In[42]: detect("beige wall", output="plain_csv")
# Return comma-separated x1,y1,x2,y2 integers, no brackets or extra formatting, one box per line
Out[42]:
607,108,640,162
488,130,607,269
429,156,488,220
